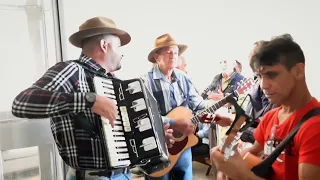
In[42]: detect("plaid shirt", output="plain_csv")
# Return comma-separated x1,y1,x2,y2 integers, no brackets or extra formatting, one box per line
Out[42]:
12,54,111,169
142,65,215,126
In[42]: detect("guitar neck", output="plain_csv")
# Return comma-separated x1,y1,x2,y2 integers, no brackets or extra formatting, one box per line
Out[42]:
190,93,236,125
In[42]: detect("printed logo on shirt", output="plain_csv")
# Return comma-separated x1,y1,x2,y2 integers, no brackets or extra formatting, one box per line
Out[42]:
264,138,285,163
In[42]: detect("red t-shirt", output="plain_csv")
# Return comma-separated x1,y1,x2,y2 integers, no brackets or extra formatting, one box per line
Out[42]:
254,98,320,180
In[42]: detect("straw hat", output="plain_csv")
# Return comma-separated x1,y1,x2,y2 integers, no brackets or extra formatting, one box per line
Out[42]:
148,33,188,63
69,17,131,48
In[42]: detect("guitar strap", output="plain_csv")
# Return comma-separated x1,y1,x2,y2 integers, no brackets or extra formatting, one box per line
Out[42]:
251,107,320,178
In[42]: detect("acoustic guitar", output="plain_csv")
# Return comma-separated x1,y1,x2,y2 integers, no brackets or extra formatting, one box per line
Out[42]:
213,99,274,180
147,79,254,177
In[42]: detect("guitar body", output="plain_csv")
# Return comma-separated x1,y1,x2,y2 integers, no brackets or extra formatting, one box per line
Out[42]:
148,106,199,177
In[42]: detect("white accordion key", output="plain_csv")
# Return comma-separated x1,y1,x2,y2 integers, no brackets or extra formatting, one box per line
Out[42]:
102,88,115,95
113,125,123,131
121,113,129,121
102,83,113,89
93,77,131,167
110,153,129,161
124,126,131,132
112,131,124,136
114,120,122,125
131,98,146,112
113,136,125,141
140,137,157,151
112,99,118,105
126,81,142,94
105,94,116,100
93,77,116,99
120,106,131,132
115,141,127,147
123,121,130,127
110,160,131,167
120,106,127,112
135,118,152,132
101,78,113,85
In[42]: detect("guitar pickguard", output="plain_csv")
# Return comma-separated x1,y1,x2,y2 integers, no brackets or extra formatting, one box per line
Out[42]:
168,136,189,155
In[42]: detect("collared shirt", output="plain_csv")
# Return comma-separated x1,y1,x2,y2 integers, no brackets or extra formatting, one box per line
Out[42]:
221,72,235,91
142,65,214,126
12,54,111,169
201,72,244,99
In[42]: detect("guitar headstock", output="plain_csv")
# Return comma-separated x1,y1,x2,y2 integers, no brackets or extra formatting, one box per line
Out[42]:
235,78,255,96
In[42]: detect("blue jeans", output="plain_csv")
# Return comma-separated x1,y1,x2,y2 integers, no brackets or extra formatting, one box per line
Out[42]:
66,172,131,180
144,148,192,180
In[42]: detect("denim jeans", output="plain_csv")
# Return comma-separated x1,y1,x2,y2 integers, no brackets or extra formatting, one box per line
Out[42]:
66,171,131,180
144,148,192,180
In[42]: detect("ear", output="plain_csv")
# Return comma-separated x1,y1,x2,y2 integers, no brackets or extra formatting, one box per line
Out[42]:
293,63,305,80
154,53,160,63
99,39,108,53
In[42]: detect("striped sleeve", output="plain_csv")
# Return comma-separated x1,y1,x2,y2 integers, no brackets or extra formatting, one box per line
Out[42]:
12,62,91,119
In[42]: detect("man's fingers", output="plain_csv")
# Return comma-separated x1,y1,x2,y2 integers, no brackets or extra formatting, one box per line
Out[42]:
206,114,211,119
216,171,227,180
210,114,217,123
167,139,175,148
109,118,115,128
166,128,173,133
164,123,170,130
165,133,173,139
210,146,225,162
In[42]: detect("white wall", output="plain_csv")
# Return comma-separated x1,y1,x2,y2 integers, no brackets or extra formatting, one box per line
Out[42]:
60,0,320,98
0,0,58,112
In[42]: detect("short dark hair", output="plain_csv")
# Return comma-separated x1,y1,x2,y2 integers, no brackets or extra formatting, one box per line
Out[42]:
251,34,305,71
249,40,269,70
235,60,241,66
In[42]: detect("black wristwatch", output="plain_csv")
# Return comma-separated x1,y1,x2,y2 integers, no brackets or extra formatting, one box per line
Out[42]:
85,92,96,107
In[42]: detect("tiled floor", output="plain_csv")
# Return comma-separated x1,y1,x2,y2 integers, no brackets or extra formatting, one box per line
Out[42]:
132,162,215,180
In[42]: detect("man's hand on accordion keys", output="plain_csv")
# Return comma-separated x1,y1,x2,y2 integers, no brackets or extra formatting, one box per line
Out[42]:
164,123,175,148
92,95,118,127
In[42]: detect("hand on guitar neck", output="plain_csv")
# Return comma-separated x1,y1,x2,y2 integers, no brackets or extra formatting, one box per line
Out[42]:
208,93,224,101
200,113,233,127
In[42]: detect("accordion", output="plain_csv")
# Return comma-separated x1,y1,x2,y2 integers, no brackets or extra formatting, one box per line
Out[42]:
93,76,170,174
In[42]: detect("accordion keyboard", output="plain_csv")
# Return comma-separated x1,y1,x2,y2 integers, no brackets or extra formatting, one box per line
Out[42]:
93,77,158,168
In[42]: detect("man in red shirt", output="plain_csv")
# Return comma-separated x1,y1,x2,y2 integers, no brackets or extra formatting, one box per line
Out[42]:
210,34,320,180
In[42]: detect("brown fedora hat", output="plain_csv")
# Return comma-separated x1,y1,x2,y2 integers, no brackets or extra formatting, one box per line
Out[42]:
69,17,131,48
148,33,188,63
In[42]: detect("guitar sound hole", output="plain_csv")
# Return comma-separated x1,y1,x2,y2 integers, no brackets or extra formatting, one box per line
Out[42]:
173,131,183,138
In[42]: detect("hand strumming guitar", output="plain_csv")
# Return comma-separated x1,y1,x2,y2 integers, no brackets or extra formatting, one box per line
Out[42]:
164,123,175,148
211,147,264,180
172,120,194,136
